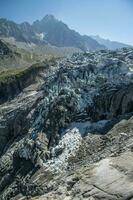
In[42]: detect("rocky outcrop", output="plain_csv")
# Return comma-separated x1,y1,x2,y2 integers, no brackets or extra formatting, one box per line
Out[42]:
34,151,133,200
87,83,133,121
0,48,133,199
0,40,12,56
0,62,49,104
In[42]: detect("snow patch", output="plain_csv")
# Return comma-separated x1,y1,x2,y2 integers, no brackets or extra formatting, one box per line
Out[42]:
36,32,45,40
43,128,82,173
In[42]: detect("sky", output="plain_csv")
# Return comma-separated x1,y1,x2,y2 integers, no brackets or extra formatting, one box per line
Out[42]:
0,0,133,45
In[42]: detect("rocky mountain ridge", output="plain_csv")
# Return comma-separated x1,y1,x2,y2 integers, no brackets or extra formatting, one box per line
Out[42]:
0,47,133,199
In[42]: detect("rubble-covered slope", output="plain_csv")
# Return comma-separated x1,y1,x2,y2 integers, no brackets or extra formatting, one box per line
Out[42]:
0,48,133,199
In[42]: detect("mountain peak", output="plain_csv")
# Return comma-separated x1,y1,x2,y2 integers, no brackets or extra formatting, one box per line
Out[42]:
42,14,57,21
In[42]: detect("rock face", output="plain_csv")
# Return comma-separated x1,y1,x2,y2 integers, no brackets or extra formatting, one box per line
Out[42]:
0,62,48,104
0,48,133,199
0,40,12,56
0,18,40,44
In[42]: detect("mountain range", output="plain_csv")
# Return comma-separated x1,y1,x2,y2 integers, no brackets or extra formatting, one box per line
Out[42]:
0,14,131,52
0,15,104,51
91,35,132,50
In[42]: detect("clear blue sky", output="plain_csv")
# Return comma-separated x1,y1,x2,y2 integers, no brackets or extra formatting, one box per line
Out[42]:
0,0,133,45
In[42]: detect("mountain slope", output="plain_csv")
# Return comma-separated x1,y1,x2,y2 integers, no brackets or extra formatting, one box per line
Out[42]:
0,39,41,70
91,35,132,50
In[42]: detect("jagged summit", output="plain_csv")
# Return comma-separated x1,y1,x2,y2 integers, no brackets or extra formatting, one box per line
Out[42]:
42,14,57,21
33,14,58,25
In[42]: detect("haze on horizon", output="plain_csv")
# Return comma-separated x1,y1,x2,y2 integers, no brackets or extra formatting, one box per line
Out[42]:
0,0,133,45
